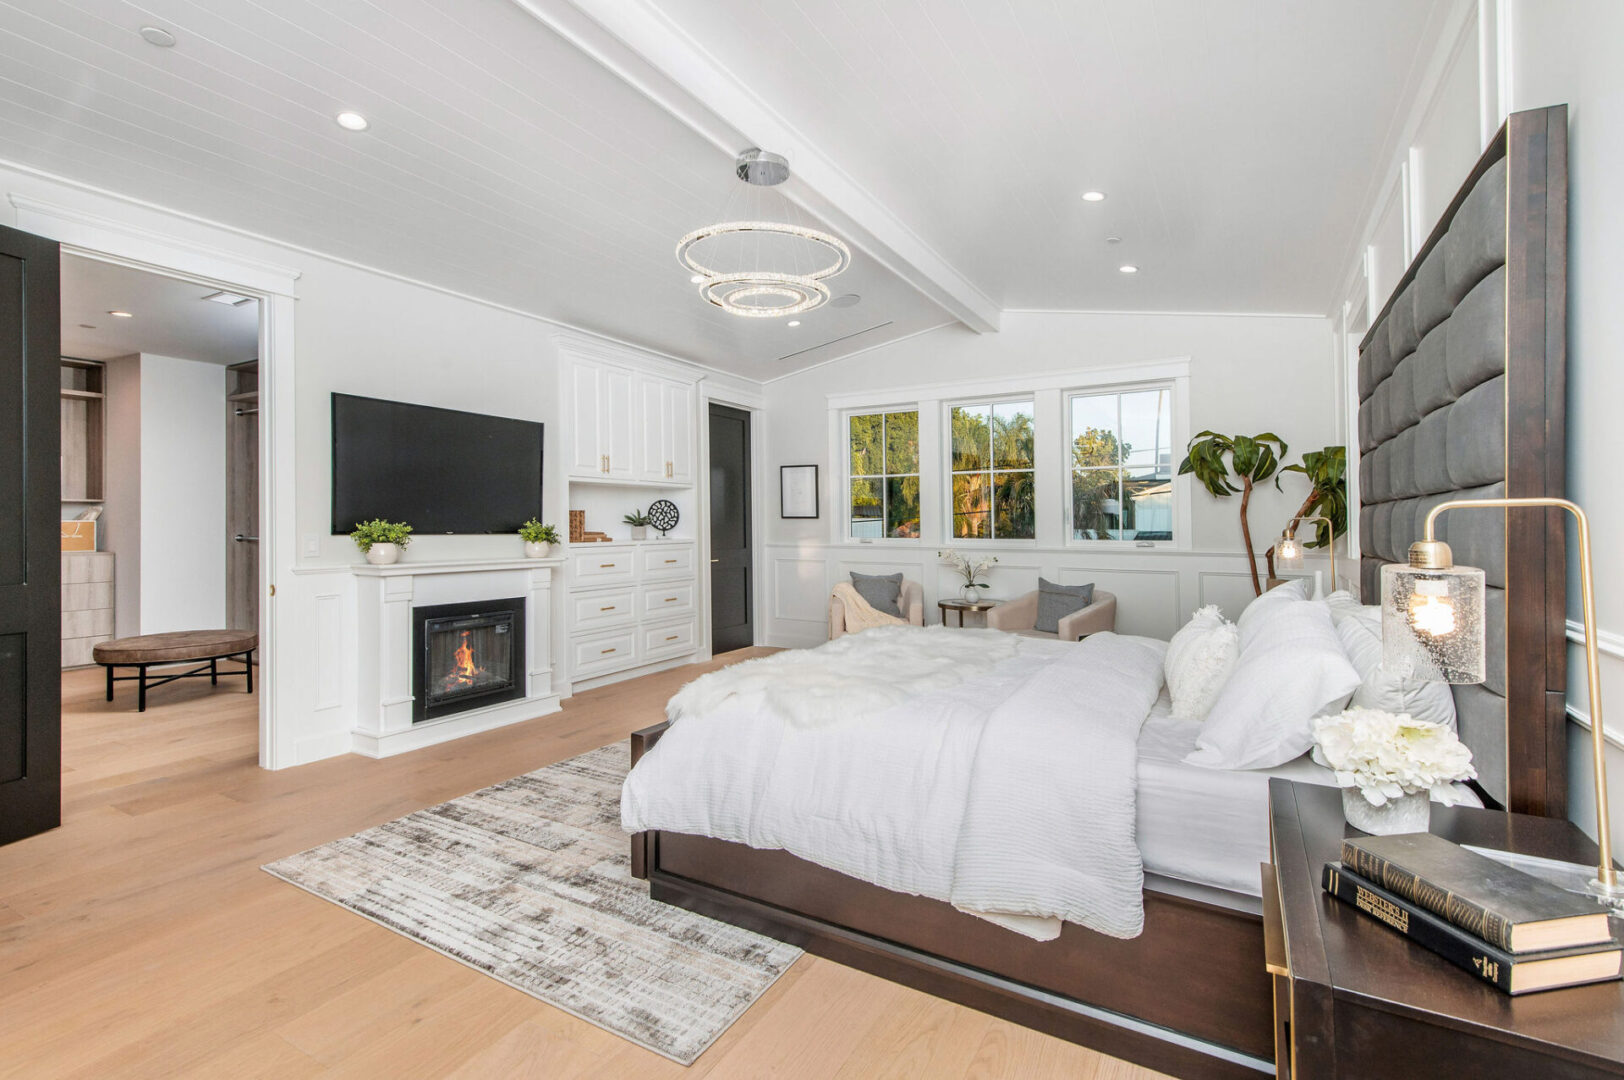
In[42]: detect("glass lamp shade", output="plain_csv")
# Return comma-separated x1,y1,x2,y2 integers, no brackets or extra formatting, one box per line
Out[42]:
1380,562,1486,683
1277,536,1303,565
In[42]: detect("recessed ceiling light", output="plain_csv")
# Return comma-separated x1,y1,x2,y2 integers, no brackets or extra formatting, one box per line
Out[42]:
1106,236,1123,245
689,274,705,284
830,293,861,308
787,320,801,327
139,26,176,48
1081,191,1107,202
108,310,134,318
335,111,369,132
202,289,255,307
1118,265,1138,274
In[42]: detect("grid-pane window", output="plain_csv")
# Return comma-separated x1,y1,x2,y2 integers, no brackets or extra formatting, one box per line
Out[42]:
1070,387,1173,542
949,400,1035,539
849,410,920,539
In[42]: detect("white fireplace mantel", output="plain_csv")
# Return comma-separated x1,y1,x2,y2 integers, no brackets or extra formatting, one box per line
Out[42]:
351,558,563,757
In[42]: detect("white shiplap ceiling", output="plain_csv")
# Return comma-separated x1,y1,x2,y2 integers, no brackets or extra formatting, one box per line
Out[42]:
0,1,1446,377
629,0,1448,314
0,0,947,379
61,253,259,364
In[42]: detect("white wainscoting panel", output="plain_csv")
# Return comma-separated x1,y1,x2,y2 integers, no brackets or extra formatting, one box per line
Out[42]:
313,591,344,712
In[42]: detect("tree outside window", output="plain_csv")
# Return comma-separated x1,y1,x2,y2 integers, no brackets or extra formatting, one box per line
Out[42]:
1070,387,1173,542
849,411,920,538
950,401,1035,539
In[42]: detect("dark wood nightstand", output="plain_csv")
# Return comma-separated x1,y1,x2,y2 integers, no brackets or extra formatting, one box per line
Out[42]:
1266,779,1624,1078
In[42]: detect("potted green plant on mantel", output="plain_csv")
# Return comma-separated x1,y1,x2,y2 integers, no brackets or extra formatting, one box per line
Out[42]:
1178,431,1286,597
350,518,413,566
623,508,651,541
519,519,559,558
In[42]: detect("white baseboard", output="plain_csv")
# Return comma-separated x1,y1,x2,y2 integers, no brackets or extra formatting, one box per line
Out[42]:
350,694,563,758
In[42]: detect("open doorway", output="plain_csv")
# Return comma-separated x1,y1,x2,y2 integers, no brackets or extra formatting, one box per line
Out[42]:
59,254,263,734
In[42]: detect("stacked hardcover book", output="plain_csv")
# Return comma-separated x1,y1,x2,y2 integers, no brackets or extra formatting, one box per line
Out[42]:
1323,832,1622,994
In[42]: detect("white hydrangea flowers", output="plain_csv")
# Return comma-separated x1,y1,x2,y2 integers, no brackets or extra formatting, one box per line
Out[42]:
1312,708,1477,807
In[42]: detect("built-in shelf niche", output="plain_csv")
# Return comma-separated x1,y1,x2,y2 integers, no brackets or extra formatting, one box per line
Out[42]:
60,358,105,502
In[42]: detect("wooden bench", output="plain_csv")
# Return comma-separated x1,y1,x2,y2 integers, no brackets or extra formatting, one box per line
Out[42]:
93,630,257,712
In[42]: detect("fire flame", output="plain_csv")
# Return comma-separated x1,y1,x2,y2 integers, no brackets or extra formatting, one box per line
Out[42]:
440,630,486,693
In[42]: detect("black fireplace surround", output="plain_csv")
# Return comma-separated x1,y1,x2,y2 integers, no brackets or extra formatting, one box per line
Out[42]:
411,597,526,723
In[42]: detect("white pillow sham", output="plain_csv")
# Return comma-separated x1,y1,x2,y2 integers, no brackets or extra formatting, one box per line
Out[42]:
1236,578,1310,651
1186,596,1360,770
1335,607,1458,728
1163,605,1239,721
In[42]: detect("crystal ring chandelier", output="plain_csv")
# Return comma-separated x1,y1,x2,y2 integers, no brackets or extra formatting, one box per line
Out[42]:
677,150,851,318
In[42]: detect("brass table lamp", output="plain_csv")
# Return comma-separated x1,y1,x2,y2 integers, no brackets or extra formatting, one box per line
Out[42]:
1276,514,1336,594
1380,497,1619,906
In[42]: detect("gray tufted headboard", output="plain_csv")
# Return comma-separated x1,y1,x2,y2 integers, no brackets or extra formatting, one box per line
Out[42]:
1356,106,1568,816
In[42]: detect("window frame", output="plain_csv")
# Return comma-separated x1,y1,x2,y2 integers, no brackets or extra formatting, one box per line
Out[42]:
941,393,1039,545
842,406,922,543
1063,379,1186,550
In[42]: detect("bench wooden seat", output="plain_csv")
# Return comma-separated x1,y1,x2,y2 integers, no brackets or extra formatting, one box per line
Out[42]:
94,630,257,711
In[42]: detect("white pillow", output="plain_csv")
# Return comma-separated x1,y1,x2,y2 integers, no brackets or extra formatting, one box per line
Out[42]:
1187,597,1361,770
1162,607,1234,714
1163,605,1240,721
1335,609,1458,728
1323,589,1365,627
1236,577,1309,651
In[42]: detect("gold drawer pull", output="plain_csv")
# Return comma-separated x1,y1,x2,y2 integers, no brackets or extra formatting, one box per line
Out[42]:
664,559,678,564
600,647,616,655
599,563,615,568
664,596,678,602
599,606,615,612
665,635,679,642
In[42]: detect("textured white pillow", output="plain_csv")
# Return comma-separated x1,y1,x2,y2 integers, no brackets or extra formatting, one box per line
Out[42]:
1335,609,1458,728
1322,589,1365,627
1163,605,1240,721
1236,578,1310,651
1187,597,1361,770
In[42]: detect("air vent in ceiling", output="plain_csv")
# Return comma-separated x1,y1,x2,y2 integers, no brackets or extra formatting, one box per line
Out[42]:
776,321,893,362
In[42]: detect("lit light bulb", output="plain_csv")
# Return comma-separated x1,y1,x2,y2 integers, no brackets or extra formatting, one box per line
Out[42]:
1277,536,1302,563
1409,579,1457,637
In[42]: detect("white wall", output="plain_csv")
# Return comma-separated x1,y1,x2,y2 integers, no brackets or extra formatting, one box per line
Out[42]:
1504,0,1624,842
102,352,141,637
137,354,228,633
761,311,1338,646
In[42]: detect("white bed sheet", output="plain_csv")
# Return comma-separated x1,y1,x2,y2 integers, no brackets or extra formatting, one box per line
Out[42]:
1135,692,1335,897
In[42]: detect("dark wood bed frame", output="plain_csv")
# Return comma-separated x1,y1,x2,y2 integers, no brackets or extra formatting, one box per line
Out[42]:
628,107,1569,1079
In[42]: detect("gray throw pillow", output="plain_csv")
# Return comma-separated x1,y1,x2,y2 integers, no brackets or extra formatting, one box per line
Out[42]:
1035,577,1096,635
849,571,904,617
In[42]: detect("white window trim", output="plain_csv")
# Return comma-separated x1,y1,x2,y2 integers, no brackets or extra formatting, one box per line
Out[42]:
1062,377,1192,552
825,358,1191,549
835,404,923,546
941,392,1039,546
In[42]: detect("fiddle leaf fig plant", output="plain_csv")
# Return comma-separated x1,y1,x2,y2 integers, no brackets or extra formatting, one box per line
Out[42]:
1178,431,1287,597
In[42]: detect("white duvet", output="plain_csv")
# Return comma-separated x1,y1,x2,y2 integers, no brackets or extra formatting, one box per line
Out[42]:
621,626,1168,940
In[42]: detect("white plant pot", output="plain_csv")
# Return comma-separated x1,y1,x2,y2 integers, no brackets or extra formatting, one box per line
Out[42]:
523,540,552,559
630,526,648,541
1342,788,1430,835
364,542,400,566
961,584,983,602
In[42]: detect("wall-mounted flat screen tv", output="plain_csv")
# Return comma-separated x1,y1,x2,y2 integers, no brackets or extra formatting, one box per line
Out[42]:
331,393,543,535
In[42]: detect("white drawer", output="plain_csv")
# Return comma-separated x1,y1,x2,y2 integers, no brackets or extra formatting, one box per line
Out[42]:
642,619,697,658
569,547,635,586
571,627,639,677
639,545,695,579
570,587,637,631
639,582,695,620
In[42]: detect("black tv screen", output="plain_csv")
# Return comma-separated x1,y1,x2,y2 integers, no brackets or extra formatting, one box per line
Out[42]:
331,393,543,535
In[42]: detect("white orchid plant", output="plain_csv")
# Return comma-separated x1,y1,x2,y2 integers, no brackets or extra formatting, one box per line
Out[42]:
1312,708,1477,807
938,548,998,590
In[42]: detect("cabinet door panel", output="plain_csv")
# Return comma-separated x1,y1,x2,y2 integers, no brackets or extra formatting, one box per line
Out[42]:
569,362,603,475
665,381,694,483
637,376,666,481
600,366,635,479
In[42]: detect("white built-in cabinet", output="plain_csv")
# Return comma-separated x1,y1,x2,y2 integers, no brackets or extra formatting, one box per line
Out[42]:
566,540,698,682
563,348,695,485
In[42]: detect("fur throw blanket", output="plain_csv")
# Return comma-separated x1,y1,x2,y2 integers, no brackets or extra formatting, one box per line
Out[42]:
831,581,907,633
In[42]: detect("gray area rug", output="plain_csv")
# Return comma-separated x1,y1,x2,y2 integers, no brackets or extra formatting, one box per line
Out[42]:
263,743,801,1065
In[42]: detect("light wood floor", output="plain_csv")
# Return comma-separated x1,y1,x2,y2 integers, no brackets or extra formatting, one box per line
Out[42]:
0,657,1168,1080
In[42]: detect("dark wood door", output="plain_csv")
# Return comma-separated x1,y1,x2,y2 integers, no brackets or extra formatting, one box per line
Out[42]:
708,403,752,654
0,224,61,846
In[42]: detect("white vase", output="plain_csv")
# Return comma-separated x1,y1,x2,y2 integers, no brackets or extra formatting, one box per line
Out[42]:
1342,788,1430,835
523,540,552,559
961,584,981,602
630,526,648,541
364,542,400,566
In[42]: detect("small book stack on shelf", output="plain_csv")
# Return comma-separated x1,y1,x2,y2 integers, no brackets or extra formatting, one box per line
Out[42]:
1323,832,1622,995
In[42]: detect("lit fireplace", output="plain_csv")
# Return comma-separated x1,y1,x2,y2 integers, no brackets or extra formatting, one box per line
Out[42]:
412,598,526,723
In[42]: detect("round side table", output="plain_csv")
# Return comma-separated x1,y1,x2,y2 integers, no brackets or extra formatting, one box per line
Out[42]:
937,597,1001,627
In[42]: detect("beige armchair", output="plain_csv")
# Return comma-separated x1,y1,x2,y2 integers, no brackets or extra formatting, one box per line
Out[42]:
829,579,925,639
987,589,1116,640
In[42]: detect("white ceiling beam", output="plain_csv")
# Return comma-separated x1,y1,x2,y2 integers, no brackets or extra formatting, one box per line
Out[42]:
511,0,1001,334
